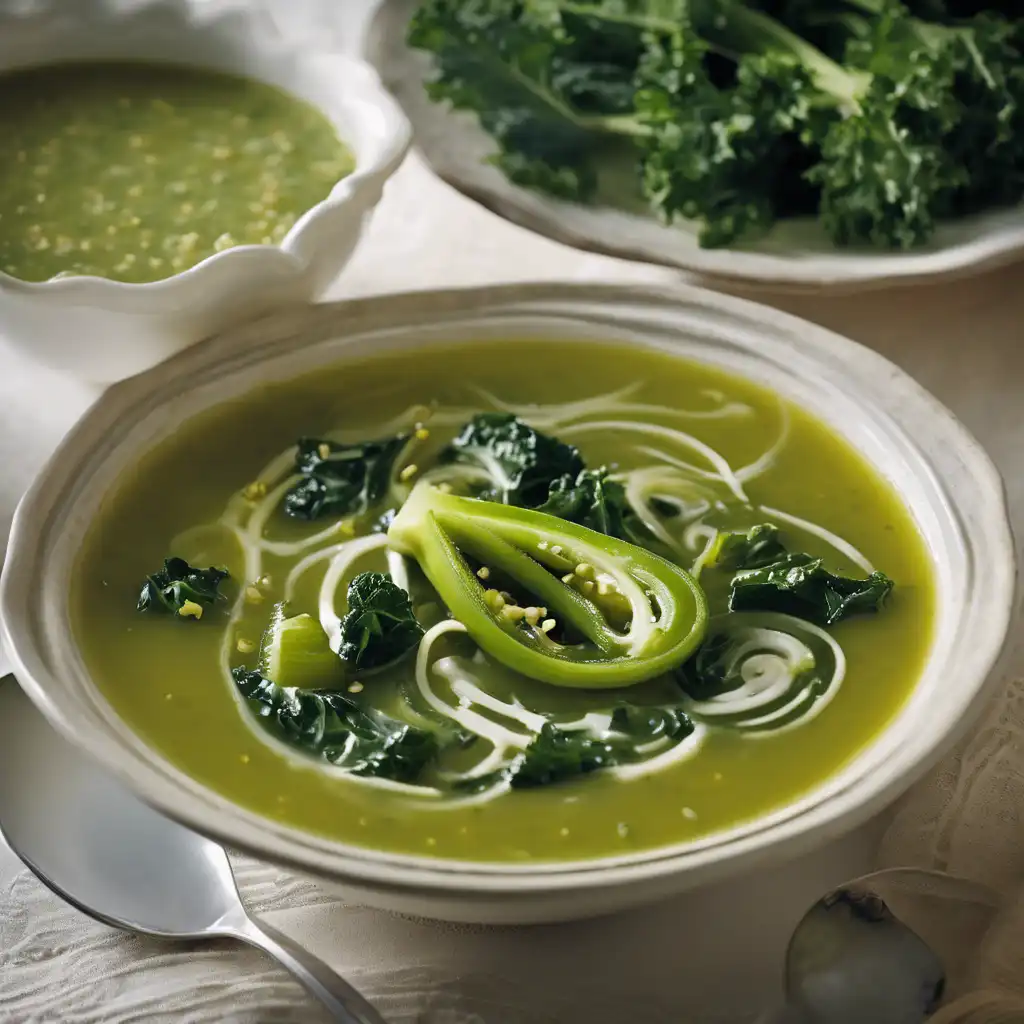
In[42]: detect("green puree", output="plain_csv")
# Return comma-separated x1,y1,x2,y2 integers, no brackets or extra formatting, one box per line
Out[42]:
71,342,936,863
0,61,354,283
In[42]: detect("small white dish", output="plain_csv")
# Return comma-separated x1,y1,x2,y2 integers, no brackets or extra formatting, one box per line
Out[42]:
1,281,1016,924
367,0,1024,293
0,0,411,384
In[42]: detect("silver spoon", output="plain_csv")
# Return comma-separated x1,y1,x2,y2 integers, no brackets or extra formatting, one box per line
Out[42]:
0,676,387,1024
762,866,1000,1023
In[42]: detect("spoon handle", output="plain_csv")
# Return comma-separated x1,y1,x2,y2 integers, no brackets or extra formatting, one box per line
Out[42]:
232,914,387,1024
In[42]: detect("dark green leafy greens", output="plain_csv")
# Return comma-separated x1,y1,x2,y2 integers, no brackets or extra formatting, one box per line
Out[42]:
609,703,696,743
458,707,695,791
442,415,665,547
407,0,650,203
442,412,584,507
536,466,657,547
283,435,409,520
509,723,627,788
512,706,694,788
232,667,438,782
408,0,1024,250
704,523,788,570
729,552,894,624
678,631,743,700
338,571,424,670
137,557,230,617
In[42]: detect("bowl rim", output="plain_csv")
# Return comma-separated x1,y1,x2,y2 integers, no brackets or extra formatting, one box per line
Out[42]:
0,0,411,298
2,281,1017,898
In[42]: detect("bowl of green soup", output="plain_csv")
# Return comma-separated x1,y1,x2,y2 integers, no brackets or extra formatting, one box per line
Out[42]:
2,282,1015,923
0,0,410,384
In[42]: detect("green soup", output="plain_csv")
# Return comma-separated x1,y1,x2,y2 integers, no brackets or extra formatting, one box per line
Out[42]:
0,61,354,283
71,341,935,863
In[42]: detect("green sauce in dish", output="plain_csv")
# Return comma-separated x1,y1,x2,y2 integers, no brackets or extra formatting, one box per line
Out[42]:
0,61,354,283
71,341,936,864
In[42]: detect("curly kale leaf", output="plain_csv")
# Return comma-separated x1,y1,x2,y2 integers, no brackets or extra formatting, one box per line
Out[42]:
232,667,437,782
137,557,230,618
283,435,409,521
508,723,623,788
637,32,825,247
812,0,1024,248
729,552,894,625
441,412,585,508
407,0,648,201
457,704,693,792
338,571,424,671
704,522,788,570
609,702,696,742
537,466,658,546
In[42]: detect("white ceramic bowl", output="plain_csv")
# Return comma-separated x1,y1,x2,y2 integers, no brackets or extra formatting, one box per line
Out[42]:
1,282,1016,924
0,0,411,384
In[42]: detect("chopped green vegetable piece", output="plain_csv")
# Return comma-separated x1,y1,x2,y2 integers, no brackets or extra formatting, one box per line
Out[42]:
388,483,707,688
609,703,694,742
510,723,624,788
729,552,894,625
258,603,343,690
538,467,657,548
232,667,438,782
338,571,424,670
441,412,584,508
408,0,641,203
137,557,229,618
283,434,409,520
705,523,788,570
510,707,694,788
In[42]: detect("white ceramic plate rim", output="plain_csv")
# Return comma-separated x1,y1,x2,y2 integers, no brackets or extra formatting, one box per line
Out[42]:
1,282,1017,898
366,0,1024,293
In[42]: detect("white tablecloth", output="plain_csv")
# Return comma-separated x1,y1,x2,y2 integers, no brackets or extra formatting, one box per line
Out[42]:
2,5,1024,1019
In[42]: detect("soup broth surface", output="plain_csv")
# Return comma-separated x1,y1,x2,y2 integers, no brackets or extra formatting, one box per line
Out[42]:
0,61,353,283
72,341,935,862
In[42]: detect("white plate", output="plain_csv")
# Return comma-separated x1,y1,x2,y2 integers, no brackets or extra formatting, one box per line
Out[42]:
365,0,1024,293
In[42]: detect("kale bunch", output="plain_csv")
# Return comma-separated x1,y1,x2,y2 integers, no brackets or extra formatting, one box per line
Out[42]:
408,0,1024,249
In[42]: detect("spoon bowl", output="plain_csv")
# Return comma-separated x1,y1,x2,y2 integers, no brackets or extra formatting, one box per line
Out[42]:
784,883,946,1024
0,676,387,1024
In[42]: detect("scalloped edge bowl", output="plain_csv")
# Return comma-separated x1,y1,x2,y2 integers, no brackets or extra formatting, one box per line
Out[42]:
0,0,411,384
1,282,1017,923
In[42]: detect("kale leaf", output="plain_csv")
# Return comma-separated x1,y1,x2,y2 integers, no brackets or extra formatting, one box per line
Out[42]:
509,723,627,789
461,705,694,791
537,466,655,545
232,667,438,782
137,557,230,618
338,571,424,670
636,31,824,248
510,706,694,788
407,0,651,202
609,703,696,743
283,435,409,520
441,412,584,508
729,552,894,625
677,630,739,700
705,523,788,570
